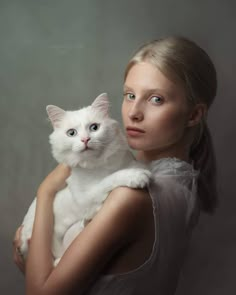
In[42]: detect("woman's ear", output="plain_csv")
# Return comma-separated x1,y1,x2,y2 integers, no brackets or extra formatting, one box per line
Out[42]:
187,103,207,127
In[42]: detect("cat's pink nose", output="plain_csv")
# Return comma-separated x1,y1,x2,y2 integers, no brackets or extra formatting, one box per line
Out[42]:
81,137,91,145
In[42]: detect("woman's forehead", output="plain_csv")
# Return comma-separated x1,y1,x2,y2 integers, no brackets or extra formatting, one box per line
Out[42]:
124,62,180,92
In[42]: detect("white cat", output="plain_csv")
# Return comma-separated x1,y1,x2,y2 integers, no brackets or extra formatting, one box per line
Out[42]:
20,93,151,266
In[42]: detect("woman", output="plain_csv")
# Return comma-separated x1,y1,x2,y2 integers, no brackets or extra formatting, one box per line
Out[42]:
13,36,218,295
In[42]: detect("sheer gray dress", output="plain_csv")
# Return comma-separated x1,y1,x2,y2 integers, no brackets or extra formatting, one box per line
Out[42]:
86,157,200,295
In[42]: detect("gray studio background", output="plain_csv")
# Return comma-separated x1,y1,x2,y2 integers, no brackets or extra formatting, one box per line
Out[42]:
1,0,235,294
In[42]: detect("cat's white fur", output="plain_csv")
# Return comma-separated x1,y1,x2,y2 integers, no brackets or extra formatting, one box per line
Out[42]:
20,93,151,266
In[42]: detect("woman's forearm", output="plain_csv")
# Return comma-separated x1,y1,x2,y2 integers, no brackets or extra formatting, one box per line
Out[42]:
26,192,55,294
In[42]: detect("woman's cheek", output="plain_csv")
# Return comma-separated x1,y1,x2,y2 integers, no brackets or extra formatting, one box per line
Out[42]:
151,111,186,144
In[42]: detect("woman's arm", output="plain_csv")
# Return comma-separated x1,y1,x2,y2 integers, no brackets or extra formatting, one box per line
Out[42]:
25,164,148,295
25,164,70,293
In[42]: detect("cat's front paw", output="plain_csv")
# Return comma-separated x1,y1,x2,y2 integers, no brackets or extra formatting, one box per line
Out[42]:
122,169,151,189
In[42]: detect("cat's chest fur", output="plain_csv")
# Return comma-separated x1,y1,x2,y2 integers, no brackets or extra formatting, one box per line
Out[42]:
67,148,136,200
68,166,115,196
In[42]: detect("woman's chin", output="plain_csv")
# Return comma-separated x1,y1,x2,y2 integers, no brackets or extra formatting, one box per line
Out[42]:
126,139,145,151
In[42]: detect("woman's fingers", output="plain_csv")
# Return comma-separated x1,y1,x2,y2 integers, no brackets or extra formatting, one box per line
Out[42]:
13,226,25,274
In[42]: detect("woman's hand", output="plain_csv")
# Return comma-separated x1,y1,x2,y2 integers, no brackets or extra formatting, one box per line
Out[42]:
37,164,71,197
13,226,26,274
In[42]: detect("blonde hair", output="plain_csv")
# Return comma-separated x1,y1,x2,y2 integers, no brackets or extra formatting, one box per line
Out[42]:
125,36,218,213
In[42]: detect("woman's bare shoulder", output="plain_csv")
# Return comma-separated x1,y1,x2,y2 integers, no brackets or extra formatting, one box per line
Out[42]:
107,186,151,210
105,186,152,230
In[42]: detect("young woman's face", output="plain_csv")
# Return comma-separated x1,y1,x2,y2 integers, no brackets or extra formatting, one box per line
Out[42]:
122,61,191,159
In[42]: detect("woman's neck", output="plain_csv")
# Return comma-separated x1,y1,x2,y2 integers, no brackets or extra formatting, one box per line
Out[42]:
136,145,190,164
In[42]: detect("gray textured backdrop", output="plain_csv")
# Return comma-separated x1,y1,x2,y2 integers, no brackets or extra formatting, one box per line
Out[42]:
1,0,235,294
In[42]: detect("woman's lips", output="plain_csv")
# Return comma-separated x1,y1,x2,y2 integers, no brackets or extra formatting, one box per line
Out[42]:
126,126,145,137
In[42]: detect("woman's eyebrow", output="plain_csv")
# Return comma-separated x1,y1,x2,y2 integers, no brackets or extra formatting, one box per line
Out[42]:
123,85,172,96
123,85,133,91
145,88,170,95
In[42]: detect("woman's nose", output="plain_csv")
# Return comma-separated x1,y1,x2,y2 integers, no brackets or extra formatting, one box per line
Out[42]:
128,102,144,121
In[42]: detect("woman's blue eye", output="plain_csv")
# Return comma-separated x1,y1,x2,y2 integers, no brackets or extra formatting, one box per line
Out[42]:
89,123,100,132
150,96,162,104
66,128,77,137
125,93,135,100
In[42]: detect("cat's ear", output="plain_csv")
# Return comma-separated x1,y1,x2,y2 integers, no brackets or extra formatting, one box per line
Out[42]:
91,93,110,117
46,105,66,128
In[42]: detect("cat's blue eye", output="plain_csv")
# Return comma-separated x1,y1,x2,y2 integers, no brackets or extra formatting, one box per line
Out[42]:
150,96,163,104
66,128,77,137
89,123,100,132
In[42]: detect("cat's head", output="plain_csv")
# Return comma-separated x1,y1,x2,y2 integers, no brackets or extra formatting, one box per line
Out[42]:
46,93,124,168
